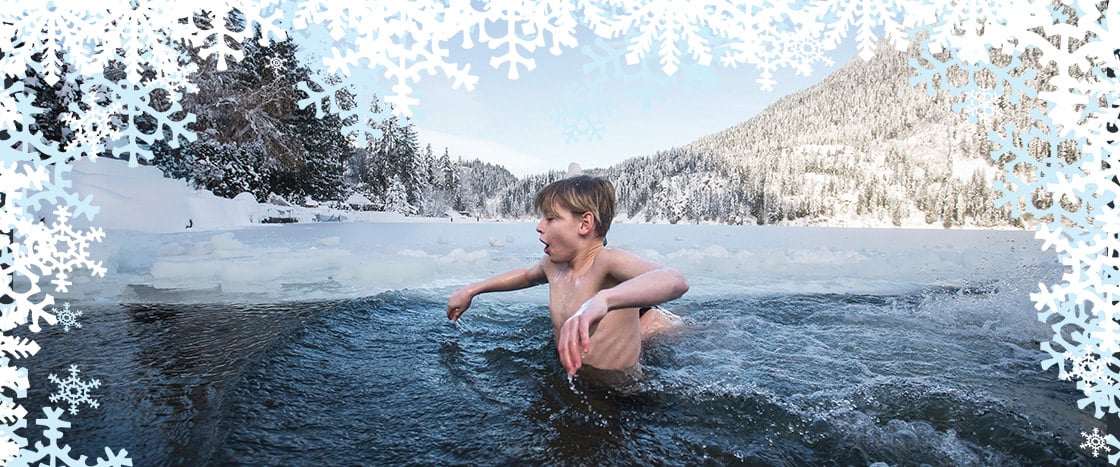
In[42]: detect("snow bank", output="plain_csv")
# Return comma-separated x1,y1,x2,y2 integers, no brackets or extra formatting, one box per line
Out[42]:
69,157,263,233
67,157,452,234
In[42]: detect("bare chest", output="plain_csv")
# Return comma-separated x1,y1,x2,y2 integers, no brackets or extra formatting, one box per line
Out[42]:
547,269,611,325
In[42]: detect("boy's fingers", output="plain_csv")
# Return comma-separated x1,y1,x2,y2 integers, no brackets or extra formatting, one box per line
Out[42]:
449,307,466,321
573,322,587,374
559,320,582,375
579,319,591,354
569,337,581,374
560,339,573,374
557,326,569,369
567,345,580,375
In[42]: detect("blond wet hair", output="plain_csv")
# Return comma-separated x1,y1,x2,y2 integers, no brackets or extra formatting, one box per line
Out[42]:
534,175,616,240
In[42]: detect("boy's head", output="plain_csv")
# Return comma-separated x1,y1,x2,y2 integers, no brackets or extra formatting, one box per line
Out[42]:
534,175,616,239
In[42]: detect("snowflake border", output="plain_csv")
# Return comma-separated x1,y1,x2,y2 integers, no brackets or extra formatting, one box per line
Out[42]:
2,0,1118,465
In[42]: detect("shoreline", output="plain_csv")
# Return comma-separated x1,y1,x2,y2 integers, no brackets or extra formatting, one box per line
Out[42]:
68,156,1031,234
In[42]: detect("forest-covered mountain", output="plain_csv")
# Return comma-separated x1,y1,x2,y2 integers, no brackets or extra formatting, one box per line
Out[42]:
480,42,1028,227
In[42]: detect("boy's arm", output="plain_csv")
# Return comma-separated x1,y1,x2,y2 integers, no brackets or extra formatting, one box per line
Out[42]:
557,250,689,375
446,260,547,320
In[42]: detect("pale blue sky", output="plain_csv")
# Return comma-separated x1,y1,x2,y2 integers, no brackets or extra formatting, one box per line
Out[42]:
406,36,861,177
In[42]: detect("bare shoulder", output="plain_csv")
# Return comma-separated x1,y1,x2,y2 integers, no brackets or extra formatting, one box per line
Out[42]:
527,257,550,284
598,246,662,278
535,255,557,277
598,246,646,263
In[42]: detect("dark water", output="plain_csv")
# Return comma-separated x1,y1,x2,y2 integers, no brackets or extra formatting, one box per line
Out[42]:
18,283,1106,466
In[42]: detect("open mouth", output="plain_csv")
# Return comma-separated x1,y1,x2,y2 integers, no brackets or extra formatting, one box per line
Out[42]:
540,239,550,254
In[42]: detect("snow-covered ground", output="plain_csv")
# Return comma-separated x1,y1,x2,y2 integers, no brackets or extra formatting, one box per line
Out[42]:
60,158,1059,306
67,157,464,234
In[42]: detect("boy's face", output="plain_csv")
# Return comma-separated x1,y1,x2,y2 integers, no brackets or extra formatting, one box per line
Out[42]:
536,202,587,264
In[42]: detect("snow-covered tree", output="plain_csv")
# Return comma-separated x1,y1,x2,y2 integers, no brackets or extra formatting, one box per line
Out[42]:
25,52,81,153
150,11,350,203
188,140,271,200
382,175,413,214
439,148,457,191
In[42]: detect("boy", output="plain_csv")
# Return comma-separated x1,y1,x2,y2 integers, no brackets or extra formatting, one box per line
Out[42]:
446,175,689,381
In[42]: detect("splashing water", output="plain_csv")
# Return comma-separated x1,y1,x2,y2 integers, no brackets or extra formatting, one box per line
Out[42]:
23,223,1102,464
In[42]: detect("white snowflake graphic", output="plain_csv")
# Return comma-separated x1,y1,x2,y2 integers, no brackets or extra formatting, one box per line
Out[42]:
1064,350,1118,397
2,0,1120,465
23,206,107,294
914,0,1037,63
287,1,478,132
957,89,998,125
802,0,914,61
52,303,82,333
266,55,286,75
0,356,30,407
585,0,720,76
1083,427,1114,458
0,336,39,361
47,365,100,416
1002,3,1120,434
467,0,580,80
5,407,130,467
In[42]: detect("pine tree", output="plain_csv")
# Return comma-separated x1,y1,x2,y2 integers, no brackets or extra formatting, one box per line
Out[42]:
382,175,412,214
151,10,352,203
422,144,436,185
177,131,277,202
395,119,421,205
440,148,457,190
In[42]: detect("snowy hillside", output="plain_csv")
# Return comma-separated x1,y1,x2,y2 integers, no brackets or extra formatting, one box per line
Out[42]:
673,42,1005,227
483,42,1022,229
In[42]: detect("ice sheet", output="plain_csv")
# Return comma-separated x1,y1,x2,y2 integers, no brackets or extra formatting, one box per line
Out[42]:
59,157,1061,304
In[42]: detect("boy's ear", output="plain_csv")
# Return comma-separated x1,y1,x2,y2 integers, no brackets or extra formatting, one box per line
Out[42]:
578,211,595,235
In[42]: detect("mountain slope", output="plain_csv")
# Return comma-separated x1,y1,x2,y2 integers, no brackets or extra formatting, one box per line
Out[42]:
489,43,1015,228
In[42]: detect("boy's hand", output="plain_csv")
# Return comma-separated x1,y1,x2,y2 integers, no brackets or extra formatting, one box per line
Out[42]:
558,295,608,376
447,287,474,320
